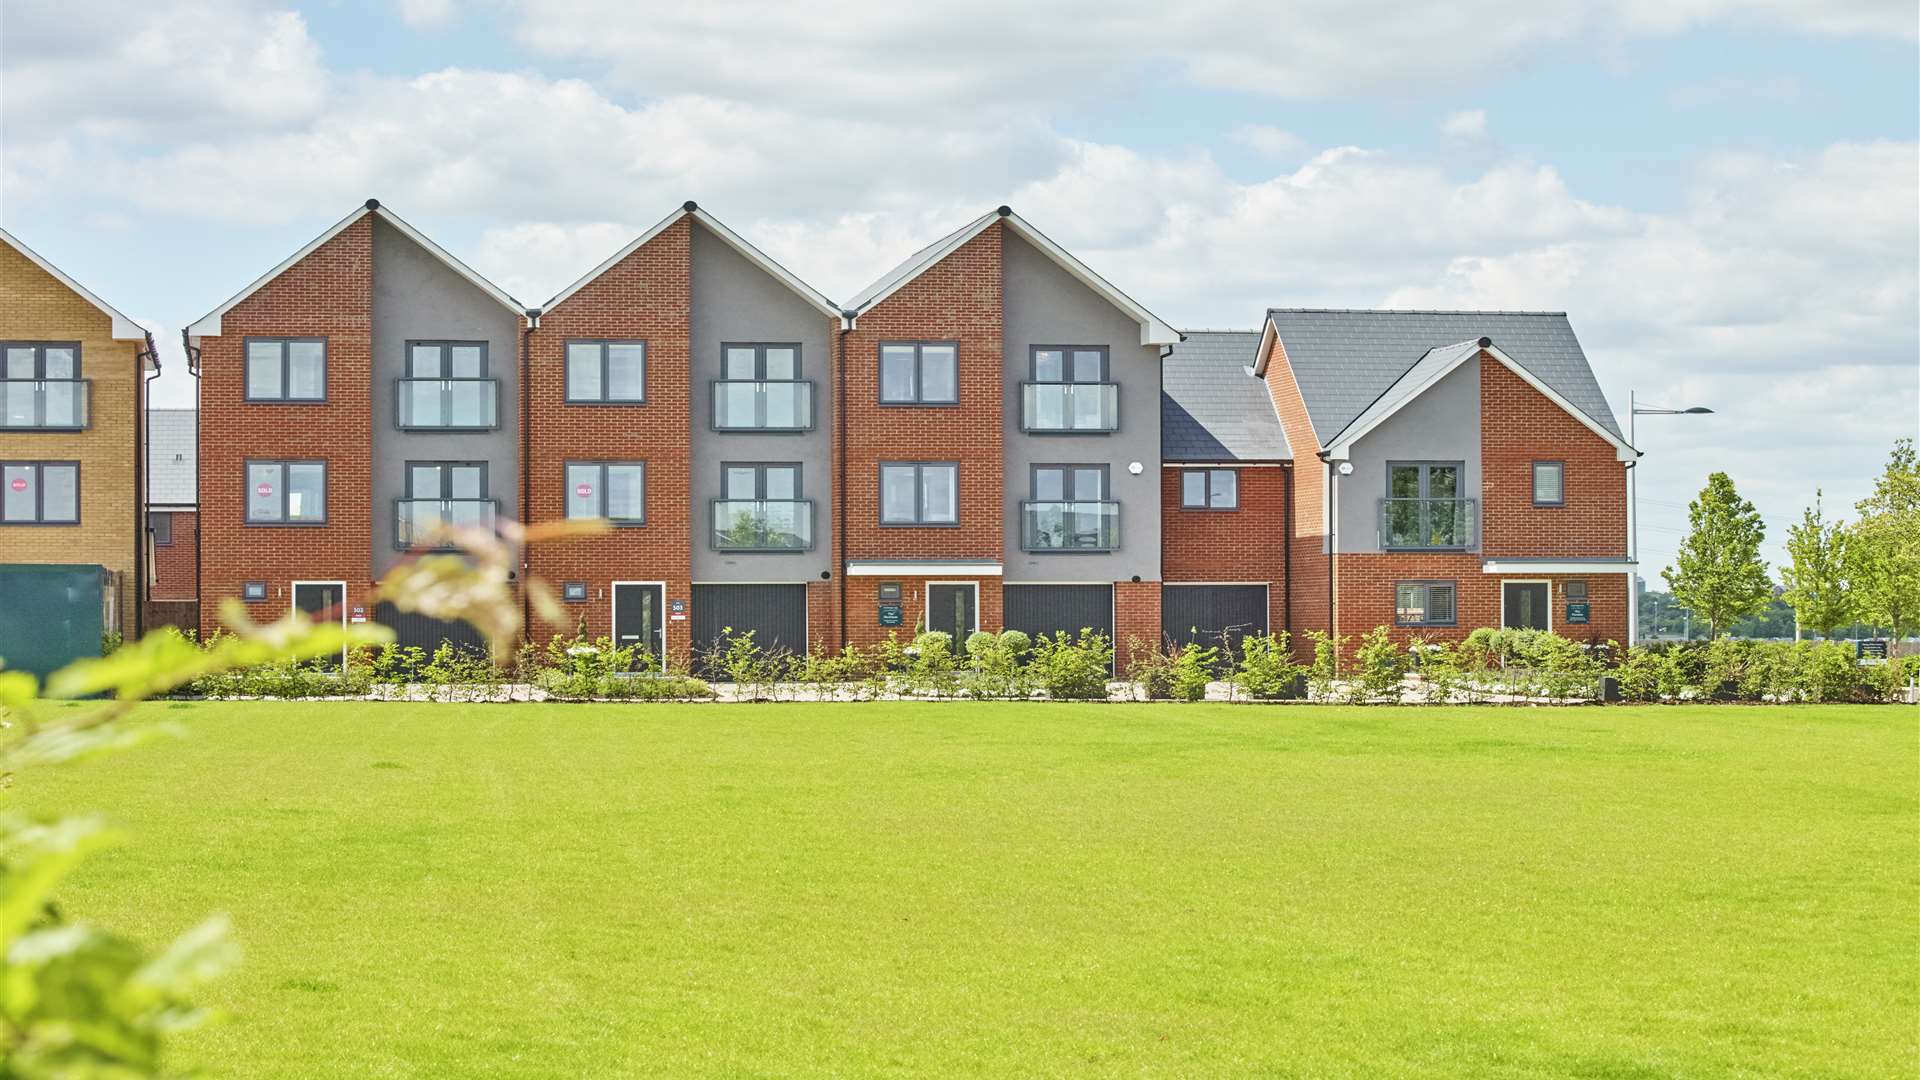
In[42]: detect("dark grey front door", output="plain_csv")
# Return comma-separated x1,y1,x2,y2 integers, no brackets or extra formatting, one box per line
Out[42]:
613,583,665,668
293,582,345,669
1502,581,1550,631
926,583,975,645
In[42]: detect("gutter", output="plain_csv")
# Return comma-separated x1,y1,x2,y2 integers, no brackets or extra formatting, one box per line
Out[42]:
836,310,852,647
1282,461,1292,641
1320,450,1336,649
181,330,201,633
520,308,539,644
135,332,158,639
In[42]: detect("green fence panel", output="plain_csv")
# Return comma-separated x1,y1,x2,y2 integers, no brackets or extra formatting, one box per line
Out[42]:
0,564,105,682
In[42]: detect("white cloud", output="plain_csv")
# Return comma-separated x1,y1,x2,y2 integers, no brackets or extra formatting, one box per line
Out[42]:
1439,109,1490,143
397,0,459,30
1231,125,1309,159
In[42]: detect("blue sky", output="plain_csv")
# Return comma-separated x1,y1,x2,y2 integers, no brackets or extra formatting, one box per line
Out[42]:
3,0,1915,578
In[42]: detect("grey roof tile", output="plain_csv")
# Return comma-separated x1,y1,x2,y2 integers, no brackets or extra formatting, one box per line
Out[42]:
1161,331,1290,461
147,408,196,506
1265,309,1623,444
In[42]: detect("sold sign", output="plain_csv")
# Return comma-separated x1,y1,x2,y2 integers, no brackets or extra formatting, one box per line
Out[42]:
575,484,593,498
8,478,25,492
256,483,273,497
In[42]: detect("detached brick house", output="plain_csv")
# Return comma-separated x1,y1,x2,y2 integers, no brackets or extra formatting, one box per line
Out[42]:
1253,309,1637,656
178,199,1636,668
0,227,158,677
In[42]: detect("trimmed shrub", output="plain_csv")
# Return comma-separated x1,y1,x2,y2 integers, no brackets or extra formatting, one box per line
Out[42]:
1028,630,1113,700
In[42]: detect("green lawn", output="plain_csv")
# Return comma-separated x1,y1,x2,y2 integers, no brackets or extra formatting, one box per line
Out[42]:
11,702,1917,1078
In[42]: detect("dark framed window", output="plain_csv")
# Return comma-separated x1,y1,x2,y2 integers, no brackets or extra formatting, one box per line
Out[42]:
245,338,327,402
722,462,801,501
565,340,646,403
3,342,80,380
715,462,810,552
1566,580,1588,602
714,343,810,430
1031,346,1107,383
407,341,486,378
246,460,326,524
1385,461,1469,550
722,343,800,381
1395,581,1457,627
1025,464,1117,552
566,461,646,524
878,342,958,404
150,511,173,546
2,342,89,429
399,341,496,429
879,462,958,525
1532,460,1565,506
398,462,491,549
0,461,79,524
1032,464,1107,500
1180,468,1238,509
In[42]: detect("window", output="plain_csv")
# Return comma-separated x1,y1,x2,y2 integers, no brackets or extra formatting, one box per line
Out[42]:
714,343,810,430
566,462,646,524
398,462,491,547
1023,346,1117,432
408,462,486,500
1180,468,1238,509
1566,580,1588,602
243,581,268,601
150,512,172,546
1395,581,1457,627
246,460,326,524
1385,461,1470,549
1033,464,1107,501
565,341,646,403
0,462,79,524
1032,346,1106,384
1025,465,1117,551
715,463,810,551
878,342,958,404
879,463,958,525
399,341,496,428
2,343,87,430
1532,460,1565,506
245,338,326,401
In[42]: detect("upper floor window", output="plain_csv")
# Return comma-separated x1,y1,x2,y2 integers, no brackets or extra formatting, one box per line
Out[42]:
246,338,326,402
566,461,645,524
880,462,958,525
150,511,173,546
1023,346,1117,432
398,461,493,548
246,460,326,524
879,342,957,405
566,341,646,403
714,344,810,430
1180,468,1237,510
714,462,811,552
1395,581,1457,627
1,462,79,524
1532,461,1565,506
1024,464,1117,551
399,341,497,429
1384,461,1473,550
1,343,87,430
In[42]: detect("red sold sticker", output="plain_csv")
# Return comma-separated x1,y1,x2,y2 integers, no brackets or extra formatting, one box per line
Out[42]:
8,478,26,492
575,484,593,498
256,484,273,497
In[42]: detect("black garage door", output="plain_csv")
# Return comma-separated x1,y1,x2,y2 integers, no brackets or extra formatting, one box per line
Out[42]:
374,601,489,662
1162,585,1268,657
691,584,809,669
1002,584,1114,647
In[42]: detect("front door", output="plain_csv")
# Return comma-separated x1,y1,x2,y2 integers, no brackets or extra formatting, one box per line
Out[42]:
292,581,346,669
1502,581,1551,631
926,583,976,645
613,583,666,668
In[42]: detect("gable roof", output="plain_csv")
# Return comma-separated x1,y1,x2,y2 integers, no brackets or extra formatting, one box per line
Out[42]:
846,207,1180,345
1256,309,1625,445
147,408,197,508
186,199,522,337
1318,336,1637,462
0,226,150,341
1161,331,1290,461
542,202,840,320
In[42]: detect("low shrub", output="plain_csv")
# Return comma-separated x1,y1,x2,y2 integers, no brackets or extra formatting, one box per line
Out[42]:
1028,630,1113,700
1351,627,1405,703
1236,633,1305,700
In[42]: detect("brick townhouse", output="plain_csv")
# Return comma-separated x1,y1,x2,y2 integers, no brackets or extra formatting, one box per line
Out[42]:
176,200,1636,668
0,227,159,679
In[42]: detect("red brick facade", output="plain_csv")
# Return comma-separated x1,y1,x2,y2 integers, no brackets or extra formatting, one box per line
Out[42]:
197,216,373,637
1480,359,1627,559
842,576,1003,651
1261,337,1329,660
1111,579,1161,667
150,510,197,601
526,217,694,655
1335,555,1629,652
1160,465,1291,643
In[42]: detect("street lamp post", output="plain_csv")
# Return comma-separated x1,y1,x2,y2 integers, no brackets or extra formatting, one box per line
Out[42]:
1629,392,1714,645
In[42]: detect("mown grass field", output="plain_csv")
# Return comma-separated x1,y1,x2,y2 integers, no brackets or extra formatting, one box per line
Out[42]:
12,702,1916,1078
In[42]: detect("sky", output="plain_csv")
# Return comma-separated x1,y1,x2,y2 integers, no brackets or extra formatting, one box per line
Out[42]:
2,0,1916,579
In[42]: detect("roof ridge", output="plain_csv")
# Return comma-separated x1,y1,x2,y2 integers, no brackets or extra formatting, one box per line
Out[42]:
1266,307,1568,316
1178,328,1261,335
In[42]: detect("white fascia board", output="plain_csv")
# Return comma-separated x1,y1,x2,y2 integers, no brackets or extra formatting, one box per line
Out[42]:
1252,317,1279,377
689,208,842,321
373,207,523,316
0,226,149,340
1483,559,1635,575
1000,213,1180,346
541,206,690,313
185,205,370,337
846,561,1004,577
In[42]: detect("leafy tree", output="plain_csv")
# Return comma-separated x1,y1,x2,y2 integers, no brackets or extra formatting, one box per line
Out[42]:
1663,472,1772,638
1780,491,1856,638
1850,439,1920,640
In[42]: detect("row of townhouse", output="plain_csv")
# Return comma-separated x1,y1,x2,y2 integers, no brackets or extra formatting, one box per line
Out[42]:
0,200,1639,678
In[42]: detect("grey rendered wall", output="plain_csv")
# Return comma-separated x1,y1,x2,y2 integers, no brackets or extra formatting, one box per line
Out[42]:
1333,354,1481,554
370,217,520,578
689,220,834,582
1001,231,1162,582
